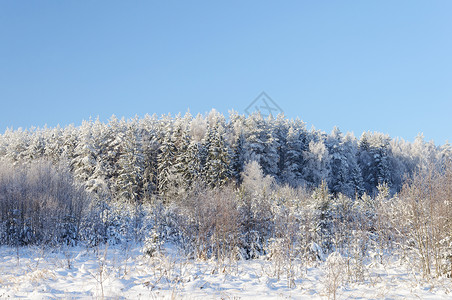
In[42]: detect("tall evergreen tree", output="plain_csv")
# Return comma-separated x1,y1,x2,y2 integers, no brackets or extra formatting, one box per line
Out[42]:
157,125,177,198
116,122,145,203
282,125,304,185
72,120,97,185
203,124,231,188
231,132,246,184
302,134,330,187
358,132,392,193
261,117,279,177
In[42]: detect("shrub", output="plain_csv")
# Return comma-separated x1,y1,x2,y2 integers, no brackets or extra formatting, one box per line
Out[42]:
386,162,452,278
0,160,90,246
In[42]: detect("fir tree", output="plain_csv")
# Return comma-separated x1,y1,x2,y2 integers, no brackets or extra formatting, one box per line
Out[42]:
231,133,246,184
282,125,304,186
116,122,145,204
157,126,177,198
71,120,97,185
203,124,231,188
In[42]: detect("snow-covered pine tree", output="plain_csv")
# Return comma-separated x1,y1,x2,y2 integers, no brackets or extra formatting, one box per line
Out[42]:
231,132,246,184
358,132,374,193
183,140,205,189
0,129,9,162
302,133,330,188
60,124,79,164
85,119,110,195
282,124,304,186
71,120,97,186
243,112,266,169
203,123,231,188
2,128,28,164
388,138,411,192
140,114,160,198
326,127,348,196
261,116,279,178
273,114,289,180
343,132,365,197
437,141,451,167
242,113,280,177
311,180,334,251
157,123,177,199
44,126,65,164
371,133,392,189
116,121,145,204
23,127,45,163
412,133,438,171
358,132,392,193
173,126,191,194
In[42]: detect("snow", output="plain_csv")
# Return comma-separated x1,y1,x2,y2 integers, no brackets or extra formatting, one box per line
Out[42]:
1,245,450,299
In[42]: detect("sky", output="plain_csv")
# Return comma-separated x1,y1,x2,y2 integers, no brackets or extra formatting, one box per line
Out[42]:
1,1,451,144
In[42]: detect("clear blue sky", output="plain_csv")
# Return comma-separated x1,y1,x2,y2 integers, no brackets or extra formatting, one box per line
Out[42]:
1,1,451,144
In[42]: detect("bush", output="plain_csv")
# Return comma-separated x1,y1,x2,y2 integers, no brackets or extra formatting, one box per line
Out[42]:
382,161,452,278
0,160,90,246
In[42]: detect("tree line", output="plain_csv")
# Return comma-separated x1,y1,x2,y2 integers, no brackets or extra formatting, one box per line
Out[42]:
0,110,449,202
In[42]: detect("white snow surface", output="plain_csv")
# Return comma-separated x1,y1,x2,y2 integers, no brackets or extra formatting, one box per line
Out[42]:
0,244,451,299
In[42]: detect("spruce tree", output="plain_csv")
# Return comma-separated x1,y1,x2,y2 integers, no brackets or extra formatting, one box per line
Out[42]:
157,126,177,198
203,124,231,188
116,122,145,204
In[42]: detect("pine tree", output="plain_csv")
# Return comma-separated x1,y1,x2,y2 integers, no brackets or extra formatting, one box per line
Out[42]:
61,124,79,164
273,115,289,180
140,114,160,197
343,133,365,197
311,180,334,251
358,132,374,193
231,133,246,184
372,133,392,188
203,124,231,188
244,113,266,168
326,127,348,195
184,140,205,188
3,128,28,164
303,134,330,187
85,119,111,196
358,132,392,193
44,126,64,164
282,125,304,186
71,120,97,185
261,117,279,177
23,127,45,162
116,122,145,204
437,141,451,167
157,126,177,198
173,129,191,192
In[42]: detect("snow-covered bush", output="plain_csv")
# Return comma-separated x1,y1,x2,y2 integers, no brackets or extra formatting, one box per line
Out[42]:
238,161,274,258
142,227,163,257
174,185,241,260
0,160,90,246
386,162,452,278
324,251,346,300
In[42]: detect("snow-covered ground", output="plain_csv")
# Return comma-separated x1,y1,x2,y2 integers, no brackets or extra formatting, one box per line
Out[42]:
0,244,451,299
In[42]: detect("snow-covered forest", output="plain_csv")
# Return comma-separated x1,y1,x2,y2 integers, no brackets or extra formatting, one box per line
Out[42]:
0,111,451,298
1,110,450,198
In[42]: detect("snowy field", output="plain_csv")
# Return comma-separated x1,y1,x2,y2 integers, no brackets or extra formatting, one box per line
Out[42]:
1,244,451,299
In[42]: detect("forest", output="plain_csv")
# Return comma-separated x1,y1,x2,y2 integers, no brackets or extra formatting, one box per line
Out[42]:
0,111,451,298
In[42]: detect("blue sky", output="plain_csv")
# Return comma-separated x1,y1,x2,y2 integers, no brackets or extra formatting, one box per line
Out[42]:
1,1,451,144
